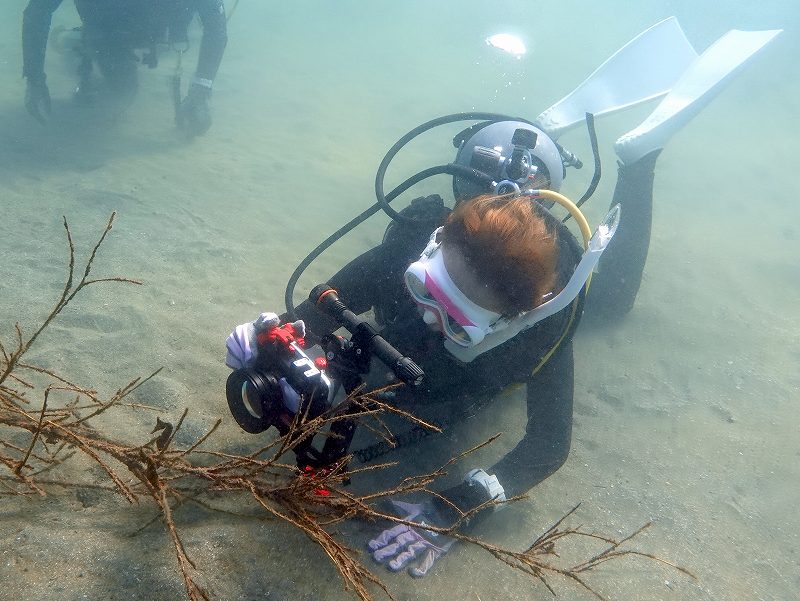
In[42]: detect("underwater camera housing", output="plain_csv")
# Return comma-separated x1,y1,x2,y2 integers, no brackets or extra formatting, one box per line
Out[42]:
226,286,424,469
225,319,331,437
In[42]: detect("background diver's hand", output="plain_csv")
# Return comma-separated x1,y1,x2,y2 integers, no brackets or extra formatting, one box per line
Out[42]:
368,500,456,578
25,75,51,125
178,83,213,137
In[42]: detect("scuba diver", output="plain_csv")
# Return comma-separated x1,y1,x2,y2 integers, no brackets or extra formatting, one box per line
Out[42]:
224,19,780,578
22,0,228,136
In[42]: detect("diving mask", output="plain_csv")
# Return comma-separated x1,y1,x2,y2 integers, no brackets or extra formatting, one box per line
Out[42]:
444,202,621,362
404,198,621,361
404,228,506,347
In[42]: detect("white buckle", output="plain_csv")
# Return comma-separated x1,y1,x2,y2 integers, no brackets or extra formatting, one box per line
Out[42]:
464,468,507,507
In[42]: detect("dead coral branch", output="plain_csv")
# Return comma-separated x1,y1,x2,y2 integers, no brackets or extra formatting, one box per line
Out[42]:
0,214,696,601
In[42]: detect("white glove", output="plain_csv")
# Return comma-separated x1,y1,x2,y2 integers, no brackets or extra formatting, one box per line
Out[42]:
224,312,281,370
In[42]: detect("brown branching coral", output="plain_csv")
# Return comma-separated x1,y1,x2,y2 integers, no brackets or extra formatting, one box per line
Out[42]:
467,503,696,601
0,213,696,601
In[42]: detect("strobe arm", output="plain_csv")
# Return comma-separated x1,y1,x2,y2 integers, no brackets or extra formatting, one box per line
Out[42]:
309,285,424,386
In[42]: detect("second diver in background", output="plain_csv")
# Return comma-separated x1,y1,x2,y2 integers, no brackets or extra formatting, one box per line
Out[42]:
22,0,228,137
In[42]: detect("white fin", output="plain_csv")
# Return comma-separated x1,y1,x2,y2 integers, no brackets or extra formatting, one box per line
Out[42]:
536,17,698,139
614,28,782,164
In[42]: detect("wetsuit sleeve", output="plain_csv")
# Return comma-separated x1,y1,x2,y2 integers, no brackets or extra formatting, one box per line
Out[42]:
22,0,65,81
587,150,661,318
435,338,575,527
491,338,574,496
291,244,394,337
193,0,228,81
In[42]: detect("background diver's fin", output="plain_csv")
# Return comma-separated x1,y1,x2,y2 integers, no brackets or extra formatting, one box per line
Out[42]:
614,28,782,165
535,17,698,139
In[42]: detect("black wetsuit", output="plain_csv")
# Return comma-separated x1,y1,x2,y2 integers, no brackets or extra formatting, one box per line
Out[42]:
22,0,227,84
292,152,660,523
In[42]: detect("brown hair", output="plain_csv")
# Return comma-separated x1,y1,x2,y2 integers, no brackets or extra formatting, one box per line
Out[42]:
440,194,560,314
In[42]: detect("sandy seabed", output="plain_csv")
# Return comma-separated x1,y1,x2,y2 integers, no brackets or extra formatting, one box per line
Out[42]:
1,1,798,600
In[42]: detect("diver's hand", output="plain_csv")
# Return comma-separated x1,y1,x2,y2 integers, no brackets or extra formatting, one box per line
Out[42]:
225,313,307,370
25,75,51,125
178,83,212,137
225,312,278,370
368,500,456,577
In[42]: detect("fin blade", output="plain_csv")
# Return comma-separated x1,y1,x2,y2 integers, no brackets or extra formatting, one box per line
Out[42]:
536,17,698,139
614,28,782,164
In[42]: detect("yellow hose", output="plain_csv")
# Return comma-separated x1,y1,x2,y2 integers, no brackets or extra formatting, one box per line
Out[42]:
527,189,594,376
534,189,592,249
